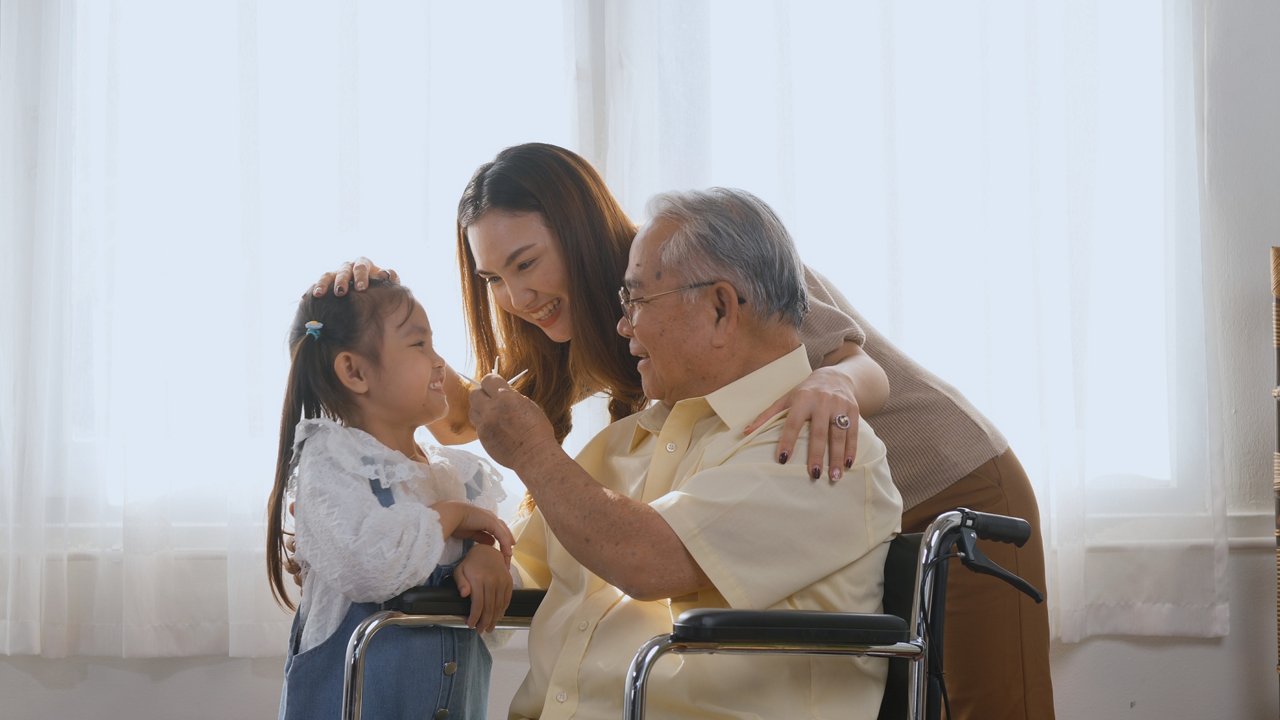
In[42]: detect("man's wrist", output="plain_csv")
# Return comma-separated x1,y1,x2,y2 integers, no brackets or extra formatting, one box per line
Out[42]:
513,437,571,492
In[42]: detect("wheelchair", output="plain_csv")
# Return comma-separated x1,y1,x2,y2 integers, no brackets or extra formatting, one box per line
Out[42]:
341,507,1041,720
624,507,1043,720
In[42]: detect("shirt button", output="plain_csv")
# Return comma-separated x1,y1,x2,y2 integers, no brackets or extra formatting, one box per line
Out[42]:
434,710,450,720
665,442,677,453
442,660,457,676
577,620,589,631
556,691,568,703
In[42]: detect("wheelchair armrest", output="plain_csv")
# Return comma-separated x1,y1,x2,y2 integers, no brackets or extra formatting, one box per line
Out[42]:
671,608,909,646
383,585,546,619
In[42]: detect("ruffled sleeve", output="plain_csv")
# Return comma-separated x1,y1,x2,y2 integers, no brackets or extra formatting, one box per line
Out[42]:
293,418,423,489
430,446,508,513
293,418,447,602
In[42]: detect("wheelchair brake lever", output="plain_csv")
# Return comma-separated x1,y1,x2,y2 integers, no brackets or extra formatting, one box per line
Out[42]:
955,528,1044,603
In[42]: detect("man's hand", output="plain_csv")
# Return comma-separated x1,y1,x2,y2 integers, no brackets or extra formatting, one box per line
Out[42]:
454,544,514,632
468,373,560,472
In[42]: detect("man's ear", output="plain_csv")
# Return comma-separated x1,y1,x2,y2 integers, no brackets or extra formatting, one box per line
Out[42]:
333,351,370,395
709,282,741,348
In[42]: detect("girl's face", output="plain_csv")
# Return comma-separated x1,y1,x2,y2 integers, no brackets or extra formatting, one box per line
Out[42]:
467,210,573,343
365,300,449,427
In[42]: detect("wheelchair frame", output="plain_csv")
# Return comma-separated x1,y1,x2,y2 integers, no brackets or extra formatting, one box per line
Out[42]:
339,507,1038,720
622,508,1040,720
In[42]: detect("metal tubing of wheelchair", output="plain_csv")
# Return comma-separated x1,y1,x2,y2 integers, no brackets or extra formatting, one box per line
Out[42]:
623,637,924,720
911,510,967,719
630,640,923,658
623,635,676,720
342,610,399,720
622,513,971,720
341,610,538,720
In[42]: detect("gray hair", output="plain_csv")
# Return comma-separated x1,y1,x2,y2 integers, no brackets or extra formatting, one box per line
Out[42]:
644,188,808,327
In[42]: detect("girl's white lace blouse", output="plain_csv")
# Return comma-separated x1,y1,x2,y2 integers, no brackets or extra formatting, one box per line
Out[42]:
288,417,505,654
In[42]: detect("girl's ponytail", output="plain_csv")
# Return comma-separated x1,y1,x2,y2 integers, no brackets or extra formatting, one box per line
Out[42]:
266,339,321,610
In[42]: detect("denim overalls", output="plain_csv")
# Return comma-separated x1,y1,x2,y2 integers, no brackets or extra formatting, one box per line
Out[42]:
279,479,491,720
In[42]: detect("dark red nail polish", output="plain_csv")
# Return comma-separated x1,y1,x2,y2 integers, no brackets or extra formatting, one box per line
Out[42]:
778,451,789,464
810,465,821,480
845,457,853,469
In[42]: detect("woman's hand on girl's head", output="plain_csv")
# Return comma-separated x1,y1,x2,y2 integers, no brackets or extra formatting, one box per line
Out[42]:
454,544,514,632
745,366,861,483
310,257,399,298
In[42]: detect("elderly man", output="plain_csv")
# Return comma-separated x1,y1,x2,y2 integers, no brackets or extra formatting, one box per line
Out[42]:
470,188,903,720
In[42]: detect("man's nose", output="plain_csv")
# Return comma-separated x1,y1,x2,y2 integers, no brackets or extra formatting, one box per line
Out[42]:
616,313,633,338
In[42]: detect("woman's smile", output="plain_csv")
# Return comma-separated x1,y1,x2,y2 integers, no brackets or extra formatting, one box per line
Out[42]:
467,210,575,343
529,297,562,324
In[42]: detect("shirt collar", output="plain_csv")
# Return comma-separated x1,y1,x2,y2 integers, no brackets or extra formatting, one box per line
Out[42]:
628,345,812,448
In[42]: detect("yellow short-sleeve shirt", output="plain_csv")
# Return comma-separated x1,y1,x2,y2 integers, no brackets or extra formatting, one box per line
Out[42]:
510,346,903,720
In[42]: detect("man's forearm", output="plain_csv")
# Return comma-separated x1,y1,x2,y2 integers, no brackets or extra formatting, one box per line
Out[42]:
514,441,710,601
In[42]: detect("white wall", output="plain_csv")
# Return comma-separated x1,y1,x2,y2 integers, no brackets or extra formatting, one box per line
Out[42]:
5,0,1278,717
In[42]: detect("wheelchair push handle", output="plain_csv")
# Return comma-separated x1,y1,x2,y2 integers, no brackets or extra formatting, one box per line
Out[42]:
946,508,1045,604
961,509,1031,547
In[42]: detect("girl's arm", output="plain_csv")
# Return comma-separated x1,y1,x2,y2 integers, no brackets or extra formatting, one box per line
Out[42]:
296,431,448,602
453,544,514,632
430,501,514,563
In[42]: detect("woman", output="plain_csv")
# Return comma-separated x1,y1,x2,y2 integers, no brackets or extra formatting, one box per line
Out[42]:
318,142,1054,719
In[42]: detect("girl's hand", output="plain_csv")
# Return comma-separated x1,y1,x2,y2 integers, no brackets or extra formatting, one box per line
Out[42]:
744,366,860,482
432,501,515,564
284,535,305,588
284,501,306,588
453,545,514,632
310,257,399,298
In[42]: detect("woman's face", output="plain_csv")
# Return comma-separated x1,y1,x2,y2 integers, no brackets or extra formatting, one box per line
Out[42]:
467,210,574,343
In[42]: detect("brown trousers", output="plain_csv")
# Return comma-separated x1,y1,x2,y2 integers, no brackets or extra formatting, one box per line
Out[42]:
901,448,1056,720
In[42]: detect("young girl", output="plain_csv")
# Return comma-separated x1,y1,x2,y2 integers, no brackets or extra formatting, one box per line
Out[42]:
266,278,515,720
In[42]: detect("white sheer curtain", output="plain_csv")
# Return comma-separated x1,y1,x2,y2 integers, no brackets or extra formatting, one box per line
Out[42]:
2,0,1225,659
579,0,1225,641
1,0,575,657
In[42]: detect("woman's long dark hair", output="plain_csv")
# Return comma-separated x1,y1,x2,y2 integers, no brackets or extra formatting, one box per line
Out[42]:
266,280,414,610
456,144,646,509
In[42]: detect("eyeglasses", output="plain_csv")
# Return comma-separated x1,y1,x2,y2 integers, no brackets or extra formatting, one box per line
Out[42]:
618,280,717,326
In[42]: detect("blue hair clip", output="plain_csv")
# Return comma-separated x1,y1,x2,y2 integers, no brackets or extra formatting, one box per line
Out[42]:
304,320,324,339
